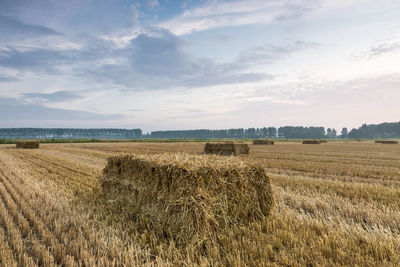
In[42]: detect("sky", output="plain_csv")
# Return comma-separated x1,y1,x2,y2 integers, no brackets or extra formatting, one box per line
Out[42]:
0,0,399,132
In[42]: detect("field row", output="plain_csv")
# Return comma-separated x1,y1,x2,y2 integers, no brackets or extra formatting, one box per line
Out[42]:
0,141,399,266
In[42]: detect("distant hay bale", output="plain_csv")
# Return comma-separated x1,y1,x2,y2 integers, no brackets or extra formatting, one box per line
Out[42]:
253,139,275,145
204,142,249,155
375,140,398,144
302,140,321,144
16,140,40,149
100,153,273,247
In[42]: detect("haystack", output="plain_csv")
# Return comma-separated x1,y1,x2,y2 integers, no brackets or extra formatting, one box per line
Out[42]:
302,140,321,144
375,140,398,144
253,139,275,145
204,142,249,155
100,153,273,247
16,140,40,149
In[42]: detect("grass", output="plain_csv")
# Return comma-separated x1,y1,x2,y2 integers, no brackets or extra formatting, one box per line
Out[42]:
0,141,399,265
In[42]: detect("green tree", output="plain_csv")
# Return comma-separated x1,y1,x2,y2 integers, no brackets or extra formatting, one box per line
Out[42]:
341,127,348,138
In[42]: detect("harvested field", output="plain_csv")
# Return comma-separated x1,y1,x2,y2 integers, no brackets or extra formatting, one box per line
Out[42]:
204,141,249,155
253,139,275,145
0,140,400,266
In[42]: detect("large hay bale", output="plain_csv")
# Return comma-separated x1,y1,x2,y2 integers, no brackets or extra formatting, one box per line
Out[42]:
253,139,275,145
204,142,249,155
100,153,273,247
302,140,321,144
376,140,398,144
16,140,40,149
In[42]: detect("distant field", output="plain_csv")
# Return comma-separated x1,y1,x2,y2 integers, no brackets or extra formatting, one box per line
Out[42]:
0,141,399,266
0,138,250,144
0,137,382,144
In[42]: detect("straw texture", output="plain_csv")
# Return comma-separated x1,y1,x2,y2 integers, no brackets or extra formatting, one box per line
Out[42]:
16,140,40,149
253,139,275,145
204,142,249,155
100,153,273,247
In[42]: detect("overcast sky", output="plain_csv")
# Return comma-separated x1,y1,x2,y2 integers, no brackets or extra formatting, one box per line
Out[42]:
0,0,399,132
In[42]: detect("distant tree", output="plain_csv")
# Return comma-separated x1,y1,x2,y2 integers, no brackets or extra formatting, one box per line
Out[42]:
267,127,277,138
341,127,348,139
327,128,332,138
348,122,400,139
332,129,337,139
260,127,268,138
278,126,325,139
326,128,337,139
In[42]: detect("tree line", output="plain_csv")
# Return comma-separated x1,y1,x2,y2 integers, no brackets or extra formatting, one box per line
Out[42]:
0,128,142,139
348,122,400,139
146,126,326,139
1,122,399,139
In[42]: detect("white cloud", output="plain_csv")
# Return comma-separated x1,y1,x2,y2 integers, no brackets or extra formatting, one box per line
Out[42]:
160,0,317,35
352,40,400,60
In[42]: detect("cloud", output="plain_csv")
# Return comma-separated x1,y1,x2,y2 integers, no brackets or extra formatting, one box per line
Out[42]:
183,72,274,88
235,40,320,67
0,73,18,82
80,28,273,89
131,5,140,29
0,35,111,73
0,15,62,41
160,0,317,35
0,24,316,91
208,73,400,130
0,0,149,36
128,28,199,77
22,90,82,103
82,29,314,90
0,48,72,73
352,41,400,60
0,97,124,121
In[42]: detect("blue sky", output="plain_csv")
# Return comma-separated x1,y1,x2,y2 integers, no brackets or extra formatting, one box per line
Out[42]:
0,0,399,132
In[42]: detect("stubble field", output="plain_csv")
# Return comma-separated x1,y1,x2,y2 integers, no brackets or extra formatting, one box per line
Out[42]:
0,141,399,266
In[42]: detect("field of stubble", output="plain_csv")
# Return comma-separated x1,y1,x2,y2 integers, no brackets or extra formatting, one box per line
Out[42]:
0,141,399,266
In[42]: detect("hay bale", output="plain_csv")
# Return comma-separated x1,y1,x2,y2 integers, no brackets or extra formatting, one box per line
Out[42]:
376,140,398,144
204,142,249,155
100,153,273,247
253,139,275,145
302,140,321,144
16,140,40,149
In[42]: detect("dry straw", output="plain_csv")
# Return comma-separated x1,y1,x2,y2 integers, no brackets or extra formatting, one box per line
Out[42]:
204,141,249,155
303,140,321,144
253,139,275,145
375,140,398,144
16,140,40,149
100,153,273,248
